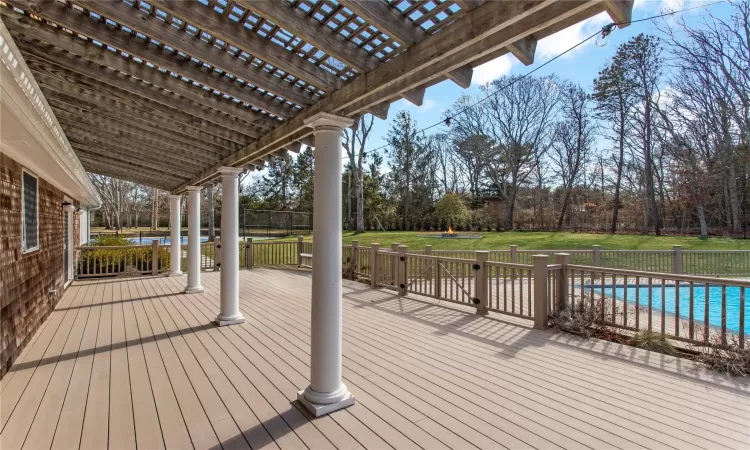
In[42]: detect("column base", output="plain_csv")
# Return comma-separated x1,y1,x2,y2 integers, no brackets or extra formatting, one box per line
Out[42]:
215,314,245,327
185,285,204,294
168,271,184,277
297,388,355,417
476,307,489,316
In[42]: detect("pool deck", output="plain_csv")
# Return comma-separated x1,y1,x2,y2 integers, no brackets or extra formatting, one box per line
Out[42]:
1,268,749,449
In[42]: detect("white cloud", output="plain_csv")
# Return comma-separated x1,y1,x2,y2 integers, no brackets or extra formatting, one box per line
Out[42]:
536,11,611,61
472,54,513,85
400,96,437,112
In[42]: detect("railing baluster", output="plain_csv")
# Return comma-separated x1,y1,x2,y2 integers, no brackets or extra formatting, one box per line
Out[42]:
721,285,727,345
689,281,695,341
660,279,666,336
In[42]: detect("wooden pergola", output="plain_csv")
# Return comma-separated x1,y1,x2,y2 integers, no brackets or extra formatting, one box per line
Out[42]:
1,0,634,417
1,0,632,191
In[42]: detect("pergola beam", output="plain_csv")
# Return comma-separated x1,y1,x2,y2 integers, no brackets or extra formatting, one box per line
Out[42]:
64,130,205,172
19,45,263,139
237,0,379,73
507,36,537,66
146,0,343,91
57,119,218,166
51,106,226,159
78,158,179,190
4,19,276,129
604,0,634,27
445,65,473,89
42,89,244,149
177,0,619,191
46,97,240,152
70,0,316,103
338,0,471,90
368,102,390,121
337,0,423,47
400,86,426,107
26,62,255,145
1,5,296,118
70,142,197,179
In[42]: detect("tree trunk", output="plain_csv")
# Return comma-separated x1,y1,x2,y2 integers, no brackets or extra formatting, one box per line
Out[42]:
207,186,215,241
557,187,573,231
610,108,626,234
355,168,364,233
504,188,517,230
697,203,708,239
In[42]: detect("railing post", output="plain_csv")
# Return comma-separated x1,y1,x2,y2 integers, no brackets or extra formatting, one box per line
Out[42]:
397,245,408,296
152,239,160,275
554,253,571,312
474,251,489,316
214,238,221,271
391,243,399,285
424,245,433,282
672,245,682,274
510,244,518,263
245,237,253,269
351,240,359,274
370,243,380,288
592,245,601,267
297,235,304,268
533,255,549,329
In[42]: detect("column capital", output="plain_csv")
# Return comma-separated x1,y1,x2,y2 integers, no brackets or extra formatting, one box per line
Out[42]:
217,166,245,177
168,194,183,201
185,185,203,192
74,208,85,216
63,204,76,213
304,112,354,132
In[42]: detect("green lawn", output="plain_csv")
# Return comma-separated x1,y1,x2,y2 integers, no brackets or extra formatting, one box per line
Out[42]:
281,231,750,251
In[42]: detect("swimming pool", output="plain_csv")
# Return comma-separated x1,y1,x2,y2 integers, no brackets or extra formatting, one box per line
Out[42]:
128,236,276,245
600,284,749,333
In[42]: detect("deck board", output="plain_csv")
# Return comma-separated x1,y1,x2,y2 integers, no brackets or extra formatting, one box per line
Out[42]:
2,268,748,450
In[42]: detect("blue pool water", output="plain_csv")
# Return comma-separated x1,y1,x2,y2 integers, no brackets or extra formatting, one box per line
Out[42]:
600,284,749,333
129,236,209,245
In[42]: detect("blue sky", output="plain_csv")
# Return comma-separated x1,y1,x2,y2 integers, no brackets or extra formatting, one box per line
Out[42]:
244,0,732,188
363,0,733,152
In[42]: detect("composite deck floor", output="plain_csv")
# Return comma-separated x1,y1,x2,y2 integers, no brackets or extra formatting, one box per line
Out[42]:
1,268,749,450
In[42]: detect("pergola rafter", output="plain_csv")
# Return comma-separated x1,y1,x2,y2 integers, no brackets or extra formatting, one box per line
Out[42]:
23,57,259,142
1,0,632,192
19,44,266,139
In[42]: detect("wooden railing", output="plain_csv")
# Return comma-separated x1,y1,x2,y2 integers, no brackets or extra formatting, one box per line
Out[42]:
77,240,170,278
562,262,748,347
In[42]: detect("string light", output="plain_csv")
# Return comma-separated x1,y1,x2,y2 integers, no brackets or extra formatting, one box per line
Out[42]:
363,0,726,156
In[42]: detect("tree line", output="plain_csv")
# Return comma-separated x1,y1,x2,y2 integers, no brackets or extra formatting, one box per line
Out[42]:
91,3,749,239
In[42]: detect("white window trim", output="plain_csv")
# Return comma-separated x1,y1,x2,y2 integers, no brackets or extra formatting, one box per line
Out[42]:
21,168,40,254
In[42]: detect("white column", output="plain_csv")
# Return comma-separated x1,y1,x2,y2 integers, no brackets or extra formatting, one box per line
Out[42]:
216,167,245,326
297,112,355,417
64,204,76,282
74,209,85,276
185,186,203,293
168,194,183,277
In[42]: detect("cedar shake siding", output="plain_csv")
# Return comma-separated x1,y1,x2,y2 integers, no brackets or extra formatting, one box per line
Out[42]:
0,152,78,379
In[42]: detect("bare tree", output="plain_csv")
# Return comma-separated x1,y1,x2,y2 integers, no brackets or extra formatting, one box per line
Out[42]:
482,74,560,229
593,44,637,233
551,82,596,230
343,114,374,233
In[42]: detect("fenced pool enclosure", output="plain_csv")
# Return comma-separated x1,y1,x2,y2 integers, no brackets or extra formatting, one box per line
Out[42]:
76,240,749,348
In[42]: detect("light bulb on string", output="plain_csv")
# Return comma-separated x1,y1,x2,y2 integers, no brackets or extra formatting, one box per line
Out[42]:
596,23,616,47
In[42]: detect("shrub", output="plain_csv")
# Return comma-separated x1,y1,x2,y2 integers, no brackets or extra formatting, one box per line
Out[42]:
630,331,677,356
694,336,750,377
92,235,131,246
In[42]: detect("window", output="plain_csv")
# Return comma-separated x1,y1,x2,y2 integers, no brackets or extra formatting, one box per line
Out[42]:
22,170,39,253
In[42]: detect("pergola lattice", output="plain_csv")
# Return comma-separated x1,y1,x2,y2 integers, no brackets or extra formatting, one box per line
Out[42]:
1,0,633,191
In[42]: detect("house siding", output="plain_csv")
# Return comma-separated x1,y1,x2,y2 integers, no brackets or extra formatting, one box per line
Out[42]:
0,152,78,379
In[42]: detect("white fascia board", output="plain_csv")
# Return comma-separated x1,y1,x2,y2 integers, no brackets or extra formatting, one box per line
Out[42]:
0,20,100,207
